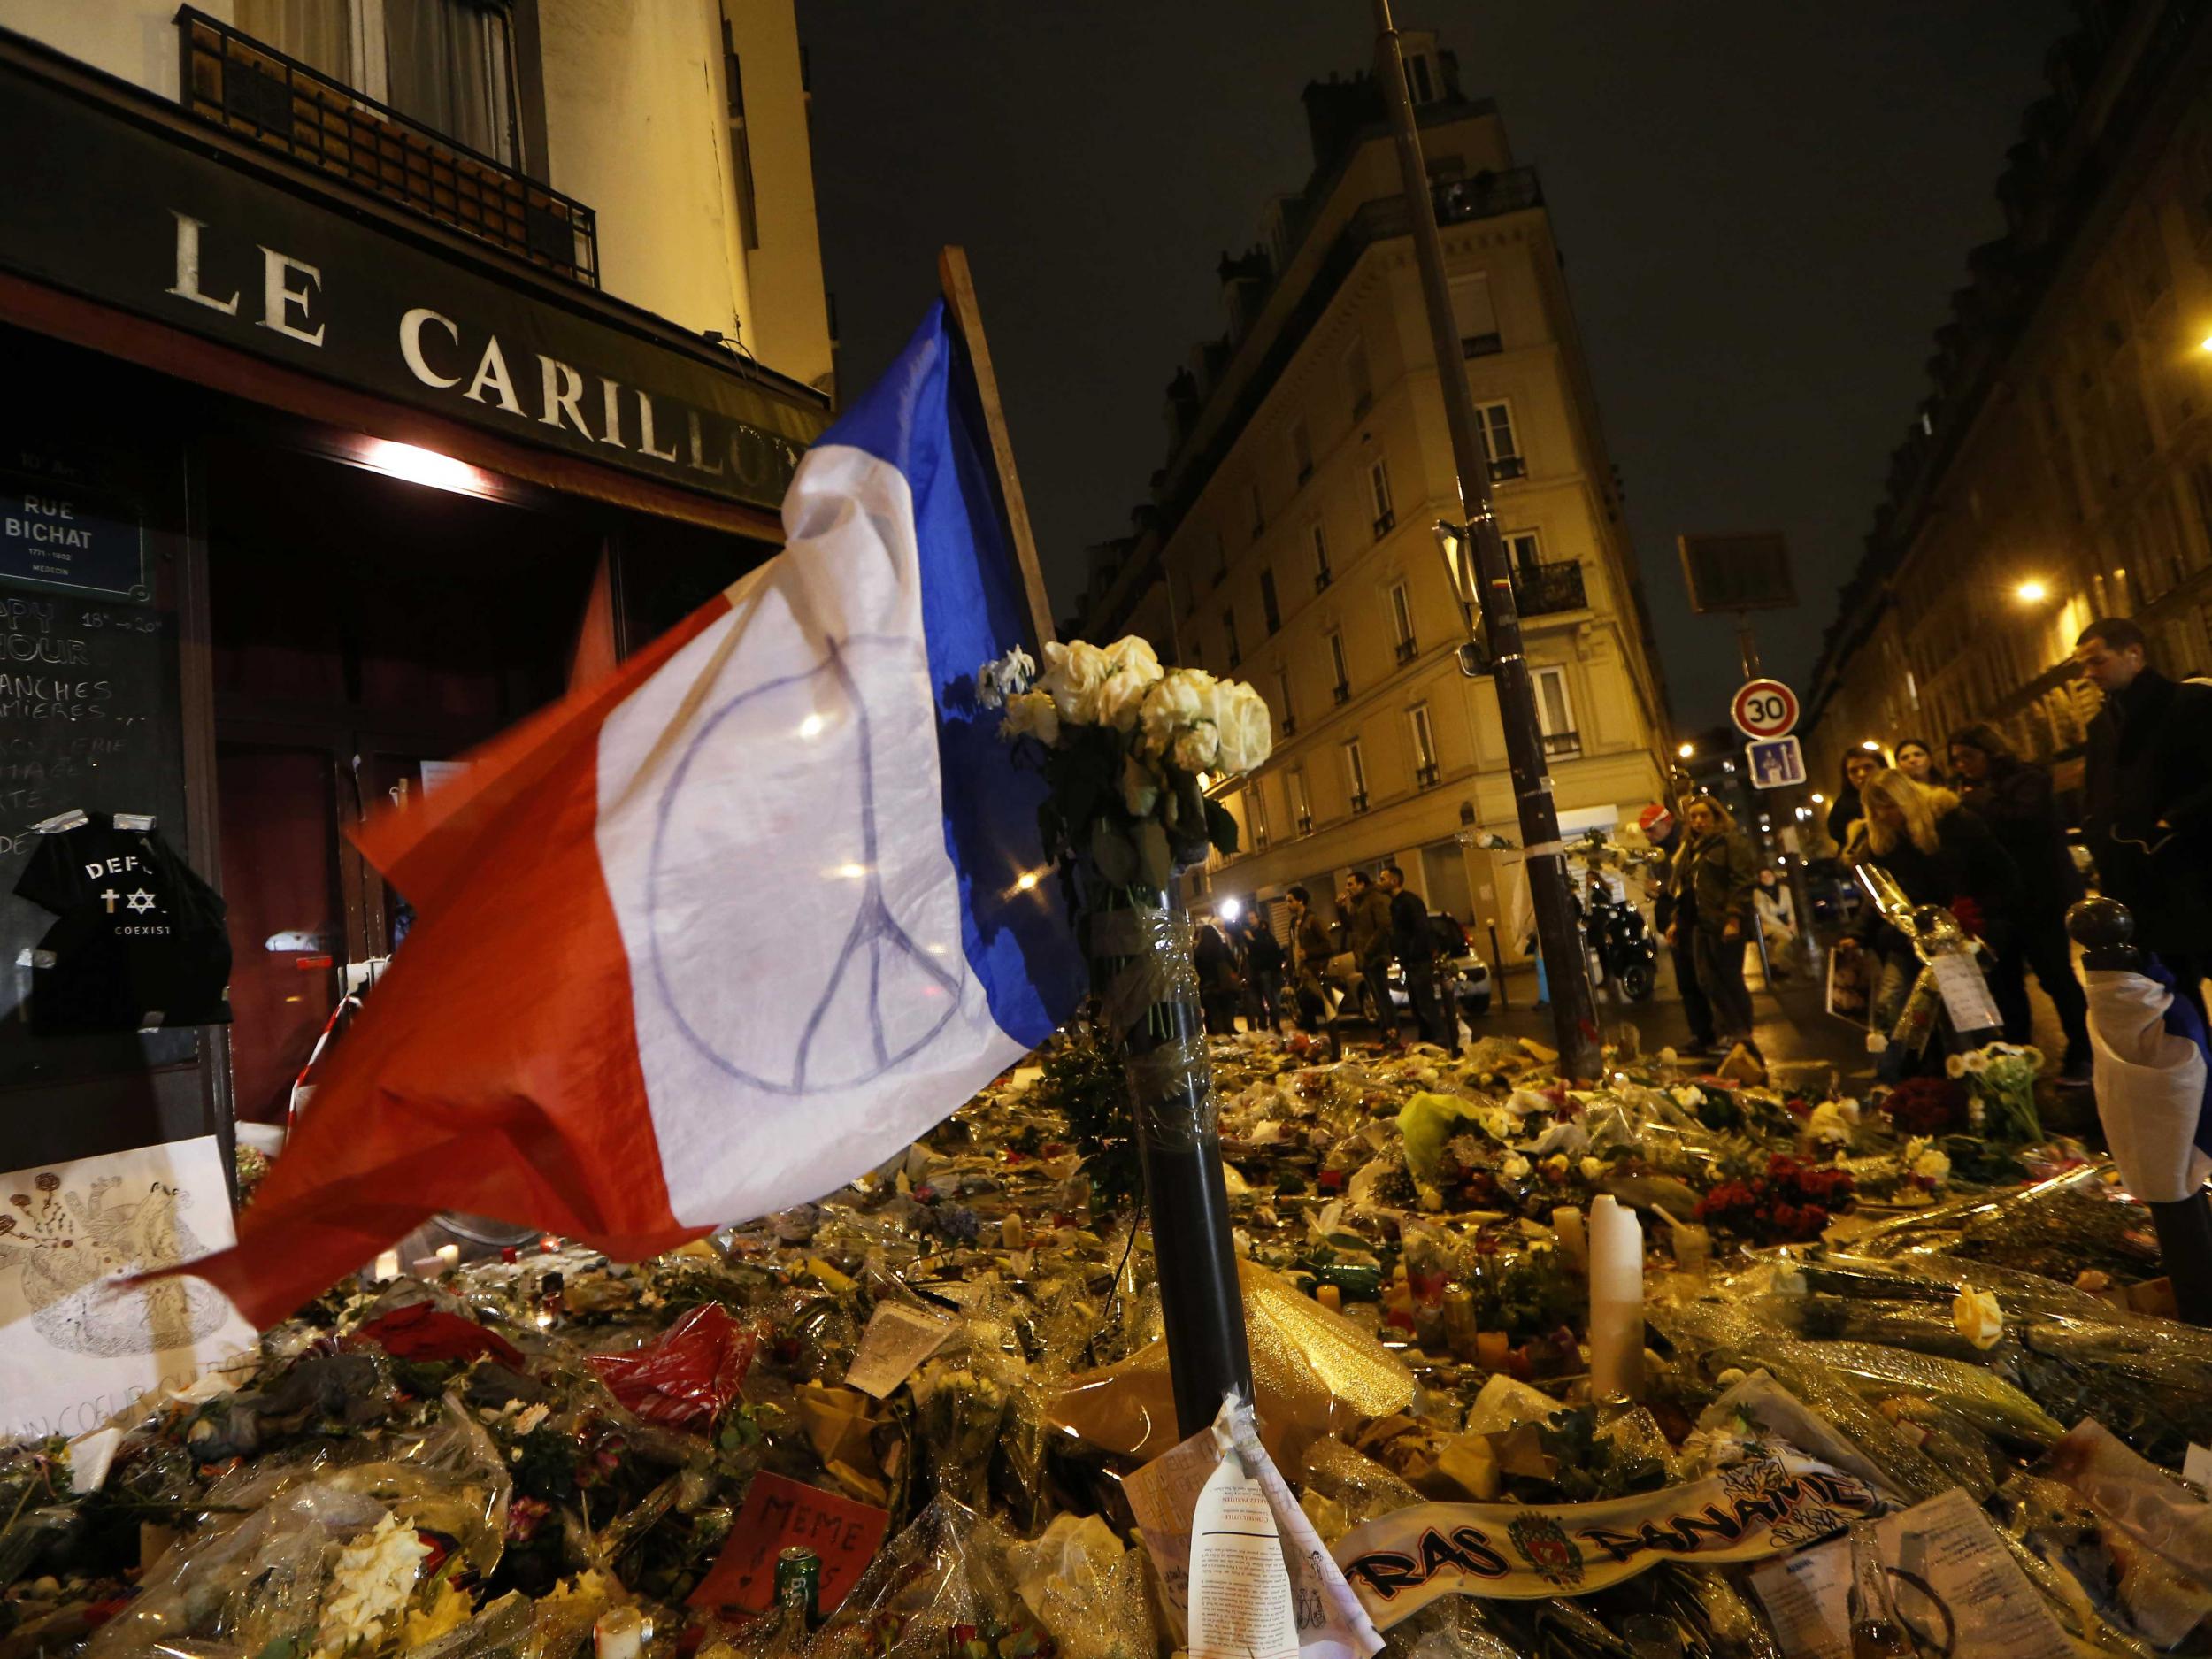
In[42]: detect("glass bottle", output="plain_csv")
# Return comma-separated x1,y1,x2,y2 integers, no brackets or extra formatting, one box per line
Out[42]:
1846,1520,1915,1658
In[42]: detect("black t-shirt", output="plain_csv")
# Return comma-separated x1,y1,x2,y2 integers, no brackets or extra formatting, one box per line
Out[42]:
13,815,232,1033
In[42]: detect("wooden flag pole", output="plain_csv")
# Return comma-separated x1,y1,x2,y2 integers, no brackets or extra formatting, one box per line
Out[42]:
937,246,1057,649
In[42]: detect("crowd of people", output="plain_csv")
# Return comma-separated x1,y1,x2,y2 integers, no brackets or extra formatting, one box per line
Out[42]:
1193,864,1460,1050
1812,614,2212,1079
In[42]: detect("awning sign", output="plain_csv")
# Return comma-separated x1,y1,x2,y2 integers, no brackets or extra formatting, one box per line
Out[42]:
1332,1448,1878,1624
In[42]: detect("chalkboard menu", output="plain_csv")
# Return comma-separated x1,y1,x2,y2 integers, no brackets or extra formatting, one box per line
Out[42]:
0,445,191,1086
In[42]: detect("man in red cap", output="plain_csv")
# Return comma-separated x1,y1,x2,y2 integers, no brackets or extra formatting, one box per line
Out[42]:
1641,803,1715,1056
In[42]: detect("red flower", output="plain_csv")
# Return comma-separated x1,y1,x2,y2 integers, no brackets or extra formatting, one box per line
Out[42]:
1880,1077,1967,1137
1947,895,1985,939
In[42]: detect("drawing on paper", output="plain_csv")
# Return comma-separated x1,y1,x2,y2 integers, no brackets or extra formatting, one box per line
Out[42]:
0,1168,229,1356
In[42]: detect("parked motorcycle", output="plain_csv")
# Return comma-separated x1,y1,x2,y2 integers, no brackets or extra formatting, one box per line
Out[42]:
1586,891,1658,1002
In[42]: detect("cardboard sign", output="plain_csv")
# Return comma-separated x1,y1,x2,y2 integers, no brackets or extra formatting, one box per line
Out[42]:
688,1471,888,1617
1333,1448,1878,1624
0,1135,258,1441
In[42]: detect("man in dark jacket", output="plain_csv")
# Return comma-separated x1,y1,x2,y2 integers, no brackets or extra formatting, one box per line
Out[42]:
2076,618,2212,1020
1286,885,1334,1030
1381,864,1450,1047
1346,871,1398,1042
1640,803,1715,1056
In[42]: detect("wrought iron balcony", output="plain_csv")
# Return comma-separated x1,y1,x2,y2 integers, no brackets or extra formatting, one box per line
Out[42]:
1540,730,1583,760
1314,566,1333,592
1333,680,1350,706
1280,714,1298,736
1461,332,1503,358
1372,509,1395,540
1350,791,1370,814
1415,762,1440,788
177,8,598,287
1514,560,1588,617
1295,811,1313,835
1488,455,1526,483
1394,636,1417,664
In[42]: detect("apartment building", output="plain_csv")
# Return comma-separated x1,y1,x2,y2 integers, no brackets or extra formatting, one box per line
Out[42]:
1075,36,1670,940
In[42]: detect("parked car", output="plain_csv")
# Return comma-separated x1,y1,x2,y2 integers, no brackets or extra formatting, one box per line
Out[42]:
1325,913,1492,1022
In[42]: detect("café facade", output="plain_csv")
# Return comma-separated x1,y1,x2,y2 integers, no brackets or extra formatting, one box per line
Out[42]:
0,12,834,1179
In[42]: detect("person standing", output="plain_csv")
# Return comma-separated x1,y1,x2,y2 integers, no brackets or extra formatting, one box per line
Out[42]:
1834,769,2019,1043
1238,910,1285,1032
1827,748,1886,855
1948,724,2091,1079
2076,618,2212,1022
1193,921,1241,1036
1664,797,1759,1057
1893,739,1945,787
1640,803,1716,1056
1286,885,1334,1030
1346,870,1398,1042
1381,864,1450,1047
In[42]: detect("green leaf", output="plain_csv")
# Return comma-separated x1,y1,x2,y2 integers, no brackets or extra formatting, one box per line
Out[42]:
1091,818,1138,884
1204,797,1240,856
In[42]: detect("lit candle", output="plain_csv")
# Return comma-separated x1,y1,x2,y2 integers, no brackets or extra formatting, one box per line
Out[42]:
1474,1330,1509,1371
593,1607,645,1659
1315,1283,1343,1313
373,1250,400,1282
1000,1213,1026,1249
435,1243,460,1272
1552,1205,1587,1270
1587,1195,1645,1401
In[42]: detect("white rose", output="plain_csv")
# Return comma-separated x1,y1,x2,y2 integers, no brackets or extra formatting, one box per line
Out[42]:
1579,1156,1607,1182
1084,667,1152,732
1120,754,1162,817
1807,1101,1854,1147
1140,668,1213,754
1669,1085,1705,1109
1211,680,1274,774
1102,635,1164,687
1911,1147,1951,1183
1482,1107,1517,1141
1000,689,1060,747
1037,640,1110,719
1171,721,1220,773
1501,1154,1532,1180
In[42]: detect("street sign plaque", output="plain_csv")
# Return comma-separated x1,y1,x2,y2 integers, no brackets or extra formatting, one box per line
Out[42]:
1678,532,1798,613
1731,677,1800,740
1746,736,1807,790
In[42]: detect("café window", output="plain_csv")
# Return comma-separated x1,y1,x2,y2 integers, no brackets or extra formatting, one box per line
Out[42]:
235,0,522,165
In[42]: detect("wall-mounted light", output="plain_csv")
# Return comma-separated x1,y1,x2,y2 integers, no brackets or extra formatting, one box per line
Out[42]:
353,438,498,497
2014,580,2048,603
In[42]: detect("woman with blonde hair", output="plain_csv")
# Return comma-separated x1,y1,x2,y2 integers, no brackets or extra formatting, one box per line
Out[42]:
1663,795,1759,1057
1835,768,2019,1037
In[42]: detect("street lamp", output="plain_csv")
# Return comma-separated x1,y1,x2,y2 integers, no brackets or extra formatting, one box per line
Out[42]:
1432,520,1492,676
2015,579,2049,603
1861,740,1883,752
1811,791,1825,803
1676,741,1695,759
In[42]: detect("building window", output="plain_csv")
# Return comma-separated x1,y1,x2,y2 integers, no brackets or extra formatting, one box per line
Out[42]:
1450,273,1501,357
1210,530,1228,582
1291,419,1313,485
1505,530,1542,575
1406,50,1437,104
1260,568,1281,634
1248,480,1265,539
1478,401,1524,481
1276,667,1295,736
1345,337,1373,420
1343,738,1370,813
1311,523,1333,590
1387,579,1416,663
1369,457,1395,539
1532,664,1578,758
1222,608,1241,669
1289,768,1312,835
1248,783,1271,850
1328,631,1350,704
1409,703,1440,787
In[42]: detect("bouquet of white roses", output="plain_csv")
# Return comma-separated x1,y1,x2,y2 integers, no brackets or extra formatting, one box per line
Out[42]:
977,636,1271,894
1947,1041,2044,1143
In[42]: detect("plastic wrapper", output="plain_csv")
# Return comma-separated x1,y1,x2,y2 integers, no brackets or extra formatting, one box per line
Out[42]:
2048,1419,2212,1586
1002,1513,1155,1659
813,1496,1029,1659
588,1302,757,1429
1049,1261,1413,1463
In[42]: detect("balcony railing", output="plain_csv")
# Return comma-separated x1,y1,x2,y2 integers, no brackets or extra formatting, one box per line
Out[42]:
1332,681,1351,706
1314,567,1333,592
1514,560,1588,616
1488,455,1527,483
1350,791,1370,814
1295,812,1313,836
1394,636,1417,664
1280,714,1298,736
1540,730,1582,760
1372,509,1395,540
1415,762,1440,788
1461,332,1503,358
177,9,598,287
1432,168,1545,226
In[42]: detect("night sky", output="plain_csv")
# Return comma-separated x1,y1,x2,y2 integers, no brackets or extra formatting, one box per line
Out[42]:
804,2,2072,732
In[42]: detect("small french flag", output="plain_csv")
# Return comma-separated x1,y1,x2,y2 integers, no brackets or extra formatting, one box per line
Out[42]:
193,304,1085,1328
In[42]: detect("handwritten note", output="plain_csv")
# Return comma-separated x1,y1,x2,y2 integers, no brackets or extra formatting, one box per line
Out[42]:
841,1302,957,1398
687,1471,888,1617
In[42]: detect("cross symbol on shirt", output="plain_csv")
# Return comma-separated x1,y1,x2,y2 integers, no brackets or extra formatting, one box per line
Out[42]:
99,888,119,914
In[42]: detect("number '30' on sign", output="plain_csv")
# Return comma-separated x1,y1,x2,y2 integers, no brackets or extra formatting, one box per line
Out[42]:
1730,679,1799,740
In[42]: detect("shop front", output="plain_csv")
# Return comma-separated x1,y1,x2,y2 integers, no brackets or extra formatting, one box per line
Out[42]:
0,27,832,1177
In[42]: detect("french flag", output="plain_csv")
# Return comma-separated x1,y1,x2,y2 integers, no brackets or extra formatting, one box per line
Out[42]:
193,304,1087,1328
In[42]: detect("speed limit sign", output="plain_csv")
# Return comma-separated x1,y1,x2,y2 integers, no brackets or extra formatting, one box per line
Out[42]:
1731,677,1799,740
